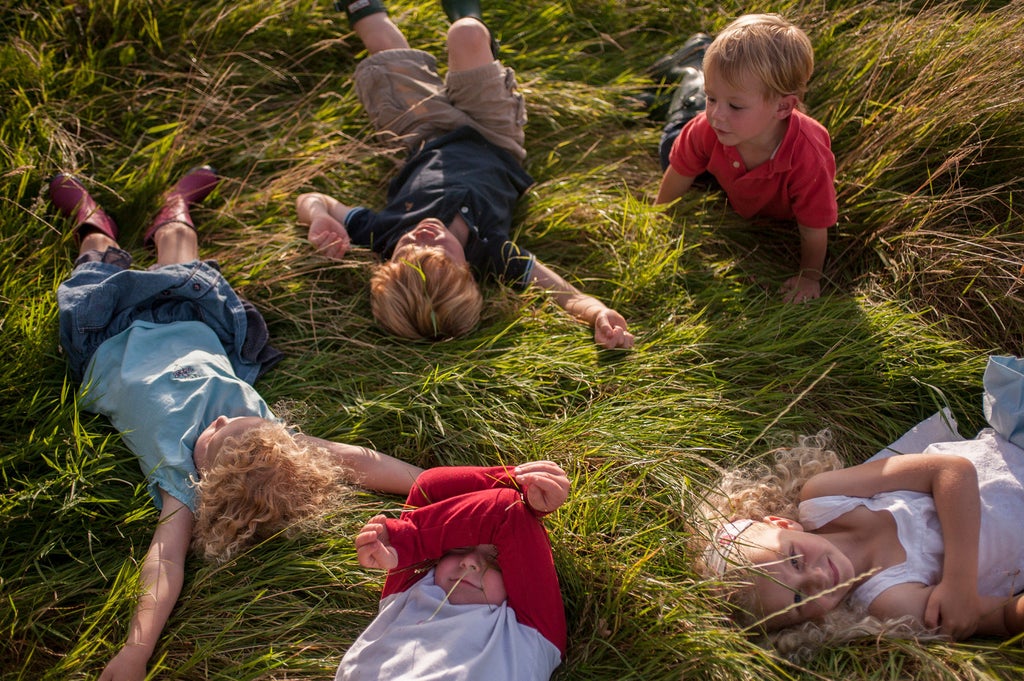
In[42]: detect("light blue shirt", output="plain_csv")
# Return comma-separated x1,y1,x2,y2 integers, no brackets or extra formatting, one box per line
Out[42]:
80,319,274,512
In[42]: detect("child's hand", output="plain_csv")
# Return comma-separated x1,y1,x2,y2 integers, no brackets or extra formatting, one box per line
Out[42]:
593,308,635,350
308,213,351,260
925,580,980,640
355,515,398,570
780,274,821,304
514,460,570,514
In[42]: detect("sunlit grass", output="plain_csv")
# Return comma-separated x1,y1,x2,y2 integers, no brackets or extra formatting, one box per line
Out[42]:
2,0,1023,679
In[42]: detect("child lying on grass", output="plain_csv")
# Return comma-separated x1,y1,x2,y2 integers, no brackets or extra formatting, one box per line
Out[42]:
297,0,633,347
693,356,1024,659
50,167,423,681
336,460,569,680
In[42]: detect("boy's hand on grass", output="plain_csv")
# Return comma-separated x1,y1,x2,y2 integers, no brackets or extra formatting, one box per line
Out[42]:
781,274,821,304
514,461,570,514
99,644,149,681
593,308,635,349
308,213,351,260
355,515,398,570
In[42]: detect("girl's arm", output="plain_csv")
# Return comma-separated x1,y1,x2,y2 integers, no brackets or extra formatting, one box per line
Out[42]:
99,491,193,681
976,593,1024,636
802,453,981,639
297,435,422,496
870,588,1024,640
527,261,635,350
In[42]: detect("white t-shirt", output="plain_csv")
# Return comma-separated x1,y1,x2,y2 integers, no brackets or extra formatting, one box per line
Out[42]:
335,568,561,681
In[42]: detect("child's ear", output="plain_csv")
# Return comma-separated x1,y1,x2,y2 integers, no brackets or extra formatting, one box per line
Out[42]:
775,94,798,119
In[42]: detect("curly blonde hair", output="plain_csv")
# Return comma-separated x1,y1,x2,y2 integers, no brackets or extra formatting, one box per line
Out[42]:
370,245,483,340
191,421,351,563
691,432,936,659
704,13,814,106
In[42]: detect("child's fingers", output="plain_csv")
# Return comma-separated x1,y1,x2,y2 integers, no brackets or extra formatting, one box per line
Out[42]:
594,313,635,350
354,530,381,552
309,217,351,259
599,325,635,349
514,460,565,477
521,469,570,491
354,515,388,542
515,464,570,512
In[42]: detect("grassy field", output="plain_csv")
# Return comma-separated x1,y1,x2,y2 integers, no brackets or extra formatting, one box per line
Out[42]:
2,0,1023,679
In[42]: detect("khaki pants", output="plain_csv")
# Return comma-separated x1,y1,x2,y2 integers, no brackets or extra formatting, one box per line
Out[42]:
353,48,527,162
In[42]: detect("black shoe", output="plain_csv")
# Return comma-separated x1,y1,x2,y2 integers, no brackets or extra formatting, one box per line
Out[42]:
442,0,481,21
665,65,706,128
442,0,499,58
641,33,712,121
335,0,388,27
647,33,713,84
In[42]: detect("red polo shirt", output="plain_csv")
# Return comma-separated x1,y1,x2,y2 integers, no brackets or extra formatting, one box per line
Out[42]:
668,110,837,229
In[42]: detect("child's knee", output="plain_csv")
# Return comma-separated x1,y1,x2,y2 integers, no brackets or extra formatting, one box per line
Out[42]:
447,17,491,55
150,220,197,245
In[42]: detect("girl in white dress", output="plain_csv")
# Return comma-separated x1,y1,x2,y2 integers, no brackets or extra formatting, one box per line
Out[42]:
695,356,1024,656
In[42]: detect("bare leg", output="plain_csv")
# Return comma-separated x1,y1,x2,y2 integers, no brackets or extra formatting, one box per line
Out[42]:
353,12,409,54
447,17,493,72
145,166,219,265
152,213,200,266
79,231,120,259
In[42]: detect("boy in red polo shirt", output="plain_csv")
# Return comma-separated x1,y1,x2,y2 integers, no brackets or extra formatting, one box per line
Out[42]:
653,14,837,303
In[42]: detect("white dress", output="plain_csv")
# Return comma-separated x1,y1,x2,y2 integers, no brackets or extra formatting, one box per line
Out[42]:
798,429,1024,610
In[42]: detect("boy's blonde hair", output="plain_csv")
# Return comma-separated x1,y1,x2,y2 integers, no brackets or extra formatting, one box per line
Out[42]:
192,420,351,563
370,245,483,340
690,432,936,659
704,14,814,104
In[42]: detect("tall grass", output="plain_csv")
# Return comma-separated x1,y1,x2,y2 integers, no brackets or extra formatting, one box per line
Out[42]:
2,0,1023,679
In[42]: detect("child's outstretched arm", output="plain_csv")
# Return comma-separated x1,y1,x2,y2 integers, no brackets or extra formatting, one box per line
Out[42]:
655,166,696,205
99,491,192,681
802,453,981,639
780,224,827,303
528,260,635,350
296,192,353,259
297,435,423,496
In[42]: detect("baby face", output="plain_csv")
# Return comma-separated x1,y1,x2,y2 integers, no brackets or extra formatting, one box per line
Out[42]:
703,68,791,151
739,521,856,629
433,544,507,606
392,218,468,266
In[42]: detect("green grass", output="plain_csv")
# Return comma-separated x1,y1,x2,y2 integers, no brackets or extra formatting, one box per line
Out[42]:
3,0,1024,678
